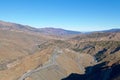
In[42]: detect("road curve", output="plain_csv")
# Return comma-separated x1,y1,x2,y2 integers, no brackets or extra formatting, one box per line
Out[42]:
18,48,63,80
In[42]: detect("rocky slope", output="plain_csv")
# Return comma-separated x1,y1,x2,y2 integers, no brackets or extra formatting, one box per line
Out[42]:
63,32,120,80
18,48,95,80
0,20,120,80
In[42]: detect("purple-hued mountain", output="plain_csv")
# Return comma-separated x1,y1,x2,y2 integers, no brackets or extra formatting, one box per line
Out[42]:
0,20,81,36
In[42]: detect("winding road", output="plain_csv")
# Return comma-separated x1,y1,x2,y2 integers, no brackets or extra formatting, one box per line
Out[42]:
18,48,63,80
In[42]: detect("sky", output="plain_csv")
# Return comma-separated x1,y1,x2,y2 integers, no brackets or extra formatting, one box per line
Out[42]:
0,0,120,31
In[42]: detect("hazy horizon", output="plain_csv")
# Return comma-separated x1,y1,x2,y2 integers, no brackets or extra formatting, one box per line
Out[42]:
0,19,120,32
0,0,120,31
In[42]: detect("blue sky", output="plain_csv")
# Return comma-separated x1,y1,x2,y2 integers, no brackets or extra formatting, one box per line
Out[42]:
0,0,120,31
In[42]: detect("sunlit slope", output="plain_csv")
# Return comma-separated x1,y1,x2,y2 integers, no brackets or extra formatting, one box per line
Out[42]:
0,29,49,64
22,48,95,80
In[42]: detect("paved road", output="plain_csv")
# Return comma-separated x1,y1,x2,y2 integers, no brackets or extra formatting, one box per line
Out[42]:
18,48,63,80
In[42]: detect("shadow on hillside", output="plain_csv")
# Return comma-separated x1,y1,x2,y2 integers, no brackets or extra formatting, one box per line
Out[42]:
62,62,120,80
61,73,86,80
109,63,120,80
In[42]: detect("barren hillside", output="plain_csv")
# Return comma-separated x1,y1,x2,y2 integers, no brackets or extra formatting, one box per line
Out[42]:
0,21,120,80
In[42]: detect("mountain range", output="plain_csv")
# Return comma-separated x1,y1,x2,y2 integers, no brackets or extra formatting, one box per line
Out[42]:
1,20,120,36
0,20,120,80
0,20,81,37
